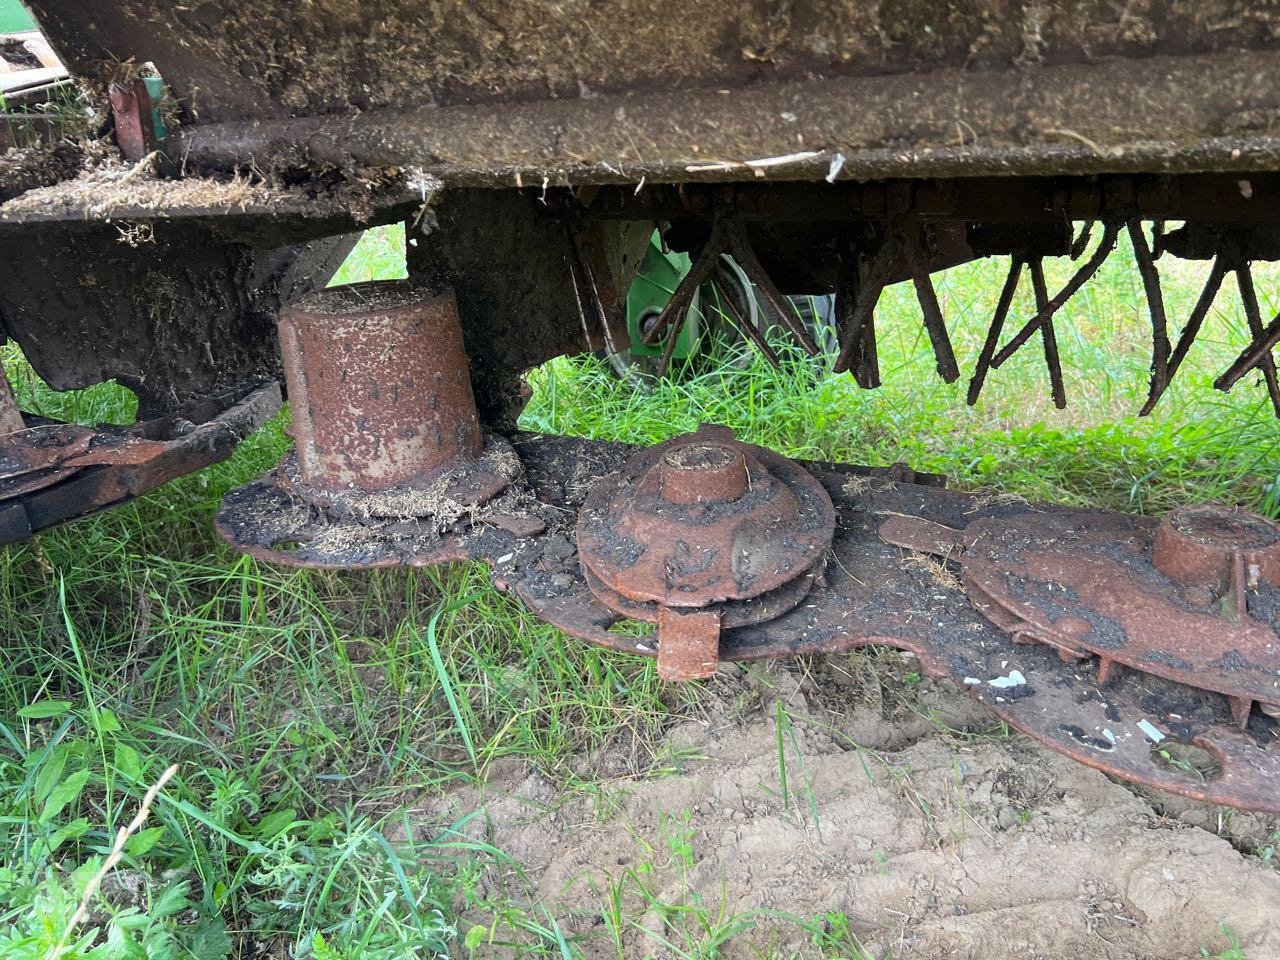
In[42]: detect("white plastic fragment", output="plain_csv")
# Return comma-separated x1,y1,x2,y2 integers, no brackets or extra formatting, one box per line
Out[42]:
826,153,846,183
963,677,982,686
988,669,1027,689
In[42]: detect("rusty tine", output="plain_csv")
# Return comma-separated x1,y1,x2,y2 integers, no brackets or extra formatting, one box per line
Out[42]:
854,311,881,388
1070,221,1094,260
1232,259,1280,417
967,257,1024,406
653,305,684,378
833,259,886,375
834,248,881,386
642,220,728,346
992,221,1119,369
711,280,781,369
904,228,959,383
1030,258,1067,409
726,225,821,356
1140,255,1228,415
1216,309,1280,393
1130,221,1172,416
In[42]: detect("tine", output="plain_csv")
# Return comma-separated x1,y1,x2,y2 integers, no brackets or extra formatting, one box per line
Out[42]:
834,267,885,375
1070,221,1094,260
1030,259,1067,409
653,301,684,378
967,257,1023,405
727,227,821,356
642,220,727,346
712,280,781,369
992,221,1119,368
1129,221,1171,416
1234,260,1280,417
1170,257,1226,379
904,229,959,383
834,252,881,387
855,313,881,388
1140,255,1226,414
1216,308,1280,392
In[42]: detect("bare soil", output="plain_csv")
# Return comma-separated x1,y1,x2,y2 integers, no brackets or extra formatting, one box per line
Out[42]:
422,655,1280,959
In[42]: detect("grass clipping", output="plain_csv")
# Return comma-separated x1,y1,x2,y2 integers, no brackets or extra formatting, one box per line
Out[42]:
0,150,287,221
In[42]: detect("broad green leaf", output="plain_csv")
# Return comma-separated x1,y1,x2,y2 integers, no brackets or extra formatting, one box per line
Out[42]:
125,825,166,857
96,709,121,734
114,743,143,781
40,769,90,824
151,881,191,918
33,748,69,805
254,808,297,840
48,817,90,852
18,700,73,720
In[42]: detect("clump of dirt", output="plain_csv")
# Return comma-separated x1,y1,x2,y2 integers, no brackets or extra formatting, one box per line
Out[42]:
416,659,1280,959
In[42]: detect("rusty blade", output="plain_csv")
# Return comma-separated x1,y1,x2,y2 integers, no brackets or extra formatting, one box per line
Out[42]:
892,509,1280,711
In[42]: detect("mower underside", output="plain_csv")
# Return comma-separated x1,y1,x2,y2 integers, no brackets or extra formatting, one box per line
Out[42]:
2,0,1279,811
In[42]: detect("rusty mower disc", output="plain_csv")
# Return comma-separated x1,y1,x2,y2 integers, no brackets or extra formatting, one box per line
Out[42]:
881,503,1280,727
575,425,835,679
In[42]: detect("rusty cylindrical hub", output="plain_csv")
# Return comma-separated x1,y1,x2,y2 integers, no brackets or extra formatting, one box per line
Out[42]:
216,282,526,567
279,282,483,495
576,425,835,680
1153,503,1280,600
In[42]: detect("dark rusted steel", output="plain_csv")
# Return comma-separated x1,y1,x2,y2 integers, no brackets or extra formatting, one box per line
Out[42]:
903,228,959,383
1153,504,1280,594
992,222,1120,367
1216,315,1280,393
1130,220,1173,415
967,258,1024,406
0,382,280,544
1232,260,1280,417
219,283,529,565
279,282,483,497
575,425,835,679
0,371,24,436
880,505,1280,728
504,434,1280,813
1142,254,1227,414
642,216,818,367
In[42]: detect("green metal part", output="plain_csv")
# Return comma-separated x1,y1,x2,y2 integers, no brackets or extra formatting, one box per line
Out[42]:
625,233,701,359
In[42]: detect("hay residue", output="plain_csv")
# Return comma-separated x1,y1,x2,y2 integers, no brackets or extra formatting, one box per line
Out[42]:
0,151,287,221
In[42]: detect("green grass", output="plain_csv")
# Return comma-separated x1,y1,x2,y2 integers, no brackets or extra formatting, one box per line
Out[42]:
1,223,1277,958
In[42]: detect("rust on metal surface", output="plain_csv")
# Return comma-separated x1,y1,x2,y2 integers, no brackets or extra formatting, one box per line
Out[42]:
0,382,280,544
280,282,483,496
574,425,835,679
0,370,24,436
881,504,1280,728
502,434,1280,813
657,607,721,681
219,283,523,565
108,79,159,163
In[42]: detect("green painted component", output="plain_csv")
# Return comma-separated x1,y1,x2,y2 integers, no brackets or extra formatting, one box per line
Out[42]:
143,77,168,141
625,233,701,359
0,0,37,34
